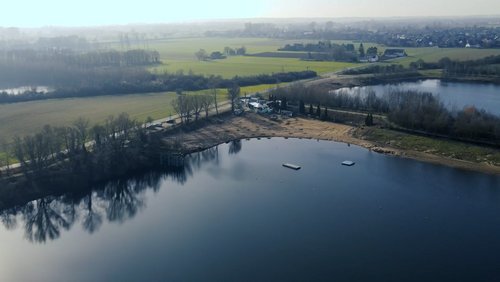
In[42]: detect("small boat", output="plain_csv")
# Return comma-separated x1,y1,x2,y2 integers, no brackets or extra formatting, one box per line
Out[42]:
282,163,301,170
342,161,355,166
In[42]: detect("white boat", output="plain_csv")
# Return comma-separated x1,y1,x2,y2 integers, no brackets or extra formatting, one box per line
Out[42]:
342,161,355,166
282,163,301,170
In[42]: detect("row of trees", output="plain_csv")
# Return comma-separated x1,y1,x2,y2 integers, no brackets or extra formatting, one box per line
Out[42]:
195,46,247,61
1,48,161,68
279,41,370,62
342,64,408,75
223,46,246,56
0,70,317,104
407,55,500,78
269,84,500,143
171,92,216,123
341,55,500,79
8,113,152,179
170,84,241,123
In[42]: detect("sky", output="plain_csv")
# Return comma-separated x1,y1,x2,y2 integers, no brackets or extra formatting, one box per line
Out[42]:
1,0,500,27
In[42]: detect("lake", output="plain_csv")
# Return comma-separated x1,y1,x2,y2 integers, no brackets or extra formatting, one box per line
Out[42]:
1,138,500,282
0,86,53,95
333,79,500,115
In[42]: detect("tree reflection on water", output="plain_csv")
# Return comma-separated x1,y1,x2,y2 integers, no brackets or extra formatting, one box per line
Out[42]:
22,197,75,243
0,143,236,243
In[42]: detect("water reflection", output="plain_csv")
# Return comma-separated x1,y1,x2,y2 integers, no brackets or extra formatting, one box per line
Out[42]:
81,191,103,234
0,144,230,243
333,79,500,115
228,140,242,155
22,197,75,243
0,207,19,230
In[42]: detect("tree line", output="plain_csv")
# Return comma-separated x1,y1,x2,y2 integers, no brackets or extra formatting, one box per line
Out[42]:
407,55,500,78
170,84,241,123
341,64,409,75
0,70,316,104
279,41,375,62
171,92,216,123
1,48,160,68
5,113,156,181
195,46,246,61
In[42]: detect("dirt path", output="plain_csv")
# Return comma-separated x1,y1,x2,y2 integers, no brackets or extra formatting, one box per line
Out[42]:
162,113,362,152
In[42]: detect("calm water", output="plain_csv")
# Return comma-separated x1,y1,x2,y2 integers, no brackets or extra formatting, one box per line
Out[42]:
1,138,500,282
334,79,500,115
0,86,53,95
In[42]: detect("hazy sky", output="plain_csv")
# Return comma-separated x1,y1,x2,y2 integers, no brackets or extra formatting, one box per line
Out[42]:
2,0,500,27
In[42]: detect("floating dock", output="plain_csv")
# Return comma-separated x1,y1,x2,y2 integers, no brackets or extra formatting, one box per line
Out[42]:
342,161,355,166
282,163,301,170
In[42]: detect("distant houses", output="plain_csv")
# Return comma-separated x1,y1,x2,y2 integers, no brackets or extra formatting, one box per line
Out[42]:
382,49,407,59
359,55,379,63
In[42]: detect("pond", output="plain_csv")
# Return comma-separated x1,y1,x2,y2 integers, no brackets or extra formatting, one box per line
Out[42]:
1,138,499,281
0,86,53,95
333,79,500,115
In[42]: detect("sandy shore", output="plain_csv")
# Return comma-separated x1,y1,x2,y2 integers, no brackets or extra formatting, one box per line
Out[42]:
162,113,500,175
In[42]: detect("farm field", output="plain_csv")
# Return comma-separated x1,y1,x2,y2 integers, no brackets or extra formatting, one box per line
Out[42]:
143,37,500,76
145,37,357,77
0,92,176,144
152,56,355,77
0,83,273,143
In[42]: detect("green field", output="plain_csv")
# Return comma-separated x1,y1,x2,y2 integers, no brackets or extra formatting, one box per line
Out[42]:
152,56,355,78
143,37,500,76
0,92,175,142
364,128,500,166
145,37,356,77
0,84,276,143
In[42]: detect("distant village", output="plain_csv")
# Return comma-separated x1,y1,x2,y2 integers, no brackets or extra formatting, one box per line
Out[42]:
231,23,500,49
278,41,407,63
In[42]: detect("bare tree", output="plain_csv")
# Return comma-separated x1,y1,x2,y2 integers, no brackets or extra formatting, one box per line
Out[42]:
212,87,219,116
201,94,214,118
190,95,203,121
73,117,90,153
0,138,12,176
172,93,187,123
228,85,241,113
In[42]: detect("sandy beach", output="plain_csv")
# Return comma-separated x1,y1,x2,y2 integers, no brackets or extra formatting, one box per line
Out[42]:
162,112,500,175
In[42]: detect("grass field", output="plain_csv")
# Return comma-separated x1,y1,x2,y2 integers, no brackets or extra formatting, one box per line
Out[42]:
143,37,500,77
152,56,355,78
0,84,275,143
364,128,500,166
0,92,176,143
145,37,357,77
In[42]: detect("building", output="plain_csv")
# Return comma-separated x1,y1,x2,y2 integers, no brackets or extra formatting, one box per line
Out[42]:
359,55,379,63
383,49,407,58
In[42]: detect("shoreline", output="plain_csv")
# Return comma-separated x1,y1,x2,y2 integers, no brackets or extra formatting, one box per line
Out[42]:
1,112,498,211
162,113,500,175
